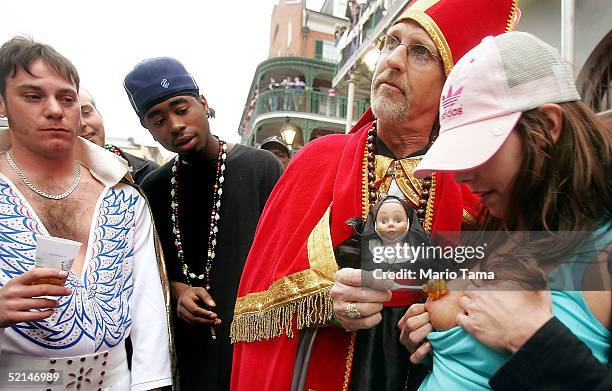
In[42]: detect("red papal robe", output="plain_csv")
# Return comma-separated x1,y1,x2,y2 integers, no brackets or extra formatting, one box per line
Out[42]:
230,109,480,390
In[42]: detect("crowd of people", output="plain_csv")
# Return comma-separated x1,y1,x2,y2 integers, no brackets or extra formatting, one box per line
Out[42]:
267,76,306,112
0,0,609,390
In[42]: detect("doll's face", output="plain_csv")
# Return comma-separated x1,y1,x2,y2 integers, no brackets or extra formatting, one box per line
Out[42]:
376,201,409,240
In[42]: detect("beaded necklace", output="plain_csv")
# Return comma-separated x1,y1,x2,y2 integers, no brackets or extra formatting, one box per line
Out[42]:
170,137,227,287
365,121,433,227
104,144,122,157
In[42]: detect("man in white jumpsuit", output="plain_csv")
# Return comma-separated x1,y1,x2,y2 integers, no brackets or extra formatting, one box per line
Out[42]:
0,36,172,390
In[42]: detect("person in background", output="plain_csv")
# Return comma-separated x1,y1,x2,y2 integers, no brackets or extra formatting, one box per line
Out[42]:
268,77,279,112
79,89,159,185
292,77,305,112
282,76,292,111
259,135,290,168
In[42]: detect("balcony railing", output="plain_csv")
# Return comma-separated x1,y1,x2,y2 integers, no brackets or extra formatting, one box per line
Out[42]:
334,0,411,85
248,89,369,129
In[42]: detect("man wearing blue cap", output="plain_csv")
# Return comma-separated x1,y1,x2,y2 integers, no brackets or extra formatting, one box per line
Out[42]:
124,57,283,390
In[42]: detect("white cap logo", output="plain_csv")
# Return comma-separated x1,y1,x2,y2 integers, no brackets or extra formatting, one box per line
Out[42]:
161,78,170,88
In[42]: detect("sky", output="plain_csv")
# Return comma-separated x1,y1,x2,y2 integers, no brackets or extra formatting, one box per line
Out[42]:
0,0,326,148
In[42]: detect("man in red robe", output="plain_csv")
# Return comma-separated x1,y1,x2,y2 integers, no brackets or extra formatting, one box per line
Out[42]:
231,1,520,389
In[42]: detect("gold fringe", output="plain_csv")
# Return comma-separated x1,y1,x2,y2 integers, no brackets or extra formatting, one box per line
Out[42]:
230,287,334,343
231,207,338,343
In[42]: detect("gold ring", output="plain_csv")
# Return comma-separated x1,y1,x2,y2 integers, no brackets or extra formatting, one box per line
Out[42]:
345,303,362,319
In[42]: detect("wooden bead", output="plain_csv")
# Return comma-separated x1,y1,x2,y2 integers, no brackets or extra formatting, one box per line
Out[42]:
417,208,426,216
422,189,429,197
419,198,428,206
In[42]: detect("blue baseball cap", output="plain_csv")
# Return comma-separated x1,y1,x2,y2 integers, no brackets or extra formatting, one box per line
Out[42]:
123,57,199,123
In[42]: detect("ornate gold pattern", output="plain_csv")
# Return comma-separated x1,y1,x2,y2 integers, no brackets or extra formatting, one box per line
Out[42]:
506,0,520,32
398,158,426,204
374,155,393,184
230,208,337,342
424,173,437,233
375,156,427,207
308,207,339,280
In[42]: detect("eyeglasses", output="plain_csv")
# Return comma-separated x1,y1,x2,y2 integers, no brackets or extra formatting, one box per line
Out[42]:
376,35,441,67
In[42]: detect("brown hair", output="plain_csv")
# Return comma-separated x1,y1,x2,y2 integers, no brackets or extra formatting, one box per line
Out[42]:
0,36,80,98
469,101,612,288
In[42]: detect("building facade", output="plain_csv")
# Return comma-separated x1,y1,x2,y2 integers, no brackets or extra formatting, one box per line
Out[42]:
333,0,611,123
238,0,370,151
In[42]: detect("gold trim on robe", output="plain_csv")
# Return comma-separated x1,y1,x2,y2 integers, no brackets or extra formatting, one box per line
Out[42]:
231,207,337,343
401,11,454,75
392,0,453,75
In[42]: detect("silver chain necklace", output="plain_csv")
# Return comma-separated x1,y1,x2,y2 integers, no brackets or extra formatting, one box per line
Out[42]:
4,152,81,200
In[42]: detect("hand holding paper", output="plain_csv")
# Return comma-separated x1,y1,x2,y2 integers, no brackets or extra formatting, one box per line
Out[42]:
35,235,82,285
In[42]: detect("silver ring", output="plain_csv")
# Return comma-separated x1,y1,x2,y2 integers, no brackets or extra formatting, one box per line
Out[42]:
345,303,362,319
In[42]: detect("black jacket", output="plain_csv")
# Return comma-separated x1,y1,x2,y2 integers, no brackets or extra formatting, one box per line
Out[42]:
490,317,612,391
118,149,160,185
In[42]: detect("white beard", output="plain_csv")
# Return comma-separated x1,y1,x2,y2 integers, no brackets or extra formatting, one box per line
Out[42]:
370,87,410,123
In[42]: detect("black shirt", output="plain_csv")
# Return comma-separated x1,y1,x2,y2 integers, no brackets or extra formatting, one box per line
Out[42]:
118,149,159,185
142,143,282,390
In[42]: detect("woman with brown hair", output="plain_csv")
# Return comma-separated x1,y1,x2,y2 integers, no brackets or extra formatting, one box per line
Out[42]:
404,31,611,390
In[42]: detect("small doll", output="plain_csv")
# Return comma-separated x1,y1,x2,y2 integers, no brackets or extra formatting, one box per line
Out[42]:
340,195,448,298
363,195,431,284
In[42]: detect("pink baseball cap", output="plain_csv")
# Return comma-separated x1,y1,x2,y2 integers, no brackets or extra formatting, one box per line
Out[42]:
414,32,580,178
